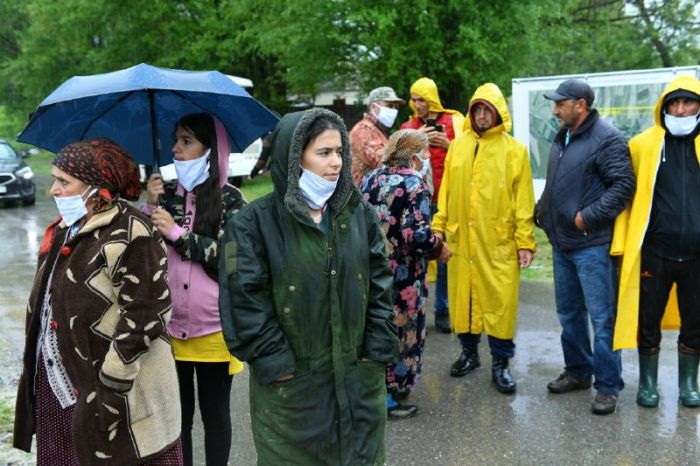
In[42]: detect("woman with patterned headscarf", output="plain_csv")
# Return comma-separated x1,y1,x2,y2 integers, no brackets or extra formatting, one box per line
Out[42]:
361,129,452,420
13,139,183,465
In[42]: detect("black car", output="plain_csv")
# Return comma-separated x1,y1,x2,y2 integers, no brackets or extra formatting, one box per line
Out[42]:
0,139,36,206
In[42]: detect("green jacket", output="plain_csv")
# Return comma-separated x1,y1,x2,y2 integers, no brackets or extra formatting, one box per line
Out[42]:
220,108,398,465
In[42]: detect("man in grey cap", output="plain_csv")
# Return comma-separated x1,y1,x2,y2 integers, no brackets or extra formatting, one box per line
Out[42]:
350,86,405,186
534,79,635,415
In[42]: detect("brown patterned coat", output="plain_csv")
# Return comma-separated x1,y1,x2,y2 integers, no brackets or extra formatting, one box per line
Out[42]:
14,200,181,465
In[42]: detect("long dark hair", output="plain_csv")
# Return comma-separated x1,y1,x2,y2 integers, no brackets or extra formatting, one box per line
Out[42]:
176,113,222,238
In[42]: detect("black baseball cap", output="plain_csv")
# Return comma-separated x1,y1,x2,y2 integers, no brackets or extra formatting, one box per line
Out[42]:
662,89,700,108
544,79,595,106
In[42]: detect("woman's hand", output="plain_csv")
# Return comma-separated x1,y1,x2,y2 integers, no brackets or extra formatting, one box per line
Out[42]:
151,206,175,237
146,174,165,205
438,243,452,263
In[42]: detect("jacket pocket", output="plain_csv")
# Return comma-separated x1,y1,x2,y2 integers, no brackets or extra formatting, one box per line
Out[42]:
95,383,128,435
492,223,517,260
445,222,460,252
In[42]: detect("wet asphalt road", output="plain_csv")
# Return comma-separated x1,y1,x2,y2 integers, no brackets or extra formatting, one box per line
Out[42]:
1,175,699,465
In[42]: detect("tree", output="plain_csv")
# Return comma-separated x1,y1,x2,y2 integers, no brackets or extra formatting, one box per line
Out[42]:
0,0,697,139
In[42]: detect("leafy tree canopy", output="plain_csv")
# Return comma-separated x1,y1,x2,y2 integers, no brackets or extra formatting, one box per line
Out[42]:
0,0,697,138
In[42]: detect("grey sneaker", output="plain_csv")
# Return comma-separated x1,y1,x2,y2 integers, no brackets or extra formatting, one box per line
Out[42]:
547,373,592,394
592,393,617,415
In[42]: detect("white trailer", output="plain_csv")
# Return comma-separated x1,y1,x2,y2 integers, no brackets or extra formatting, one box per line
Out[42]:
511,66,700,199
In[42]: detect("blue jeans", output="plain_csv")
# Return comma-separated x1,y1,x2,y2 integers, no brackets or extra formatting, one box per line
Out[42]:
552,244,624,395
458,333,515,359
431,204,448,315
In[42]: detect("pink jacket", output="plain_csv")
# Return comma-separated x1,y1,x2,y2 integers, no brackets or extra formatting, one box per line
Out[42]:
144,188,221,339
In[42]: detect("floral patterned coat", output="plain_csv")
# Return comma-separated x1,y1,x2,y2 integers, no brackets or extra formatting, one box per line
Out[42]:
361,166,442,392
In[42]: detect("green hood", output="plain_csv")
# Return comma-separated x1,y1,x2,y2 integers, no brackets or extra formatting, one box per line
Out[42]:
269,108,355,222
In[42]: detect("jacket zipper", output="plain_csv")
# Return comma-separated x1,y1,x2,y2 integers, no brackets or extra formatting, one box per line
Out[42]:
548,145,565,249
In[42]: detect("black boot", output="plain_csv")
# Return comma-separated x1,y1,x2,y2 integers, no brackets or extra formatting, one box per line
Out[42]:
492,357,516,394
637,348,660,408
679,345,700,408
450,347,480,377
435,313,451,334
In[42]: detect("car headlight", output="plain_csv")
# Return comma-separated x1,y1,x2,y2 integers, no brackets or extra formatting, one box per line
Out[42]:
16,166,34,180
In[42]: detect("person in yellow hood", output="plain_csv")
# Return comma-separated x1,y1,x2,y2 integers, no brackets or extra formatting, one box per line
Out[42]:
401,77,464,334
432,82,536,394
611,75,700,408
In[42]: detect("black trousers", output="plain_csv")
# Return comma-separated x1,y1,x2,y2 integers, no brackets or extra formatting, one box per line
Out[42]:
639,249,700,351
176,361,233,466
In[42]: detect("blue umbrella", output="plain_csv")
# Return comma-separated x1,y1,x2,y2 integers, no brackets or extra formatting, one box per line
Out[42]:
17,63,279,166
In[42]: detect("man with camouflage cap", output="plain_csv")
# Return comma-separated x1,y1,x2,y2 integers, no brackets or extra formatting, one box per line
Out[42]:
350,86,405,187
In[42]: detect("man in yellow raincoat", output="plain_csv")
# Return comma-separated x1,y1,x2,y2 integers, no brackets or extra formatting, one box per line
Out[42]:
432,83,536,394
401,77,464,334
611,75,700,408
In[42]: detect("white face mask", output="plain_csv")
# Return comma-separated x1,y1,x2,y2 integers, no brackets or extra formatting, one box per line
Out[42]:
420,157,431,176
299,168,338,210
664,111,700,137
413,152,431,176
54,186,96,227
375,104,398,128
173,148,211,192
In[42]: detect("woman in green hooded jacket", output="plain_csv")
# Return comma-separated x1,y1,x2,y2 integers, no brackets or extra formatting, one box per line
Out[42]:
219,108,399,465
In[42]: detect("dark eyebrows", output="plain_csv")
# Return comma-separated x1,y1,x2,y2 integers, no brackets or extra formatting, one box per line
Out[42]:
316,145,342,152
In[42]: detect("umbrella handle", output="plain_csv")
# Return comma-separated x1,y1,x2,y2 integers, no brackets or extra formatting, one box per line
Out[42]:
144,165,161,207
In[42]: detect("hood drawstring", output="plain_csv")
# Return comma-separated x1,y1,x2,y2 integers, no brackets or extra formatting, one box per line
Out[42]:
661,140,666,163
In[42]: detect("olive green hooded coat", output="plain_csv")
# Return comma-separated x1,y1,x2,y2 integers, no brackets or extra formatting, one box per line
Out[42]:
219,108,399,465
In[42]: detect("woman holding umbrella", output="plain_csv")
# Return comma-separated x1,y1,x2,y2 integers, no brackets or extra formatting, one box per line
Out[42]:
13,139,182,465
144,113,246,466
219,108,399,465
361,129,451,419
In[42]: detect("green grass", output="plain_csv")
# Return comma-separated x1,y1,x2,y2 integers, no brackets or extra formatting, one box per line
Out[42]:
0,395,13,435
0,337,13,436
520,227,553,284
239,173,274,201
23,150,54,176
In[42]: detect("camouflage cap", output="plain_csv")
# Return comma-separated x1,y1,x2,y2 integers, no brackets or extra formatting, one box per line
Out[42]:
368,86,406,104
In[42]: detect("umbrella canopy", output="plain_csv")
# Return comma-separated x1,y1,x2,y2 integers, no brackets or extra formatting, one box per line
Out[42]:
17,63,279,166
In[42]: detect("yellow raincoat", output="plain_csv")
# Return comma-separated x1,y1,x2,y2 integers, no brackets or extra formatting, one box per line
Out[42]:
432,83,536,338
408,77,465,135
612,75,700,350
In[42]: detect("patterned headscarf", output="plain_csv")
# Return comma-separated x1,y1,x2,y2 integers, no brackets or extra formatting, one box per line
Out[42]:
53,139,141,203
383,129,428,167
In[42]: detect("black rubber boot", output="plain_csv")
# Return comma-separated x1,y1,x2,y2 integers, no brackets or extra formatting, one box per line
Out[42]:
450,346,480,377
492,357,516,394
679,346,700,408
637,348,660,408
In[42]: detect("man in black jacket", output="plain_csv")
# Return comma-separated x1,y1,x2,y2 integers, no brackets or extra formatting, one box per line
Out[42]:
535,79,635,415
